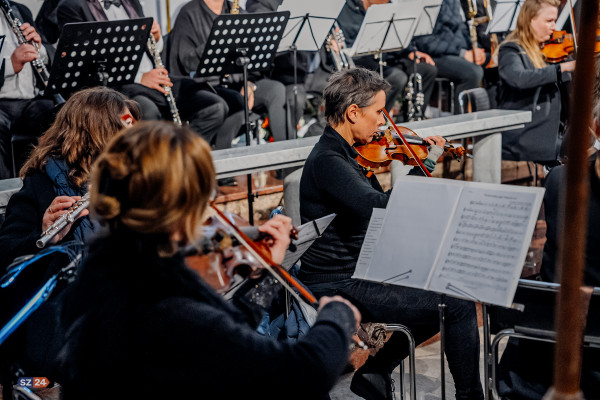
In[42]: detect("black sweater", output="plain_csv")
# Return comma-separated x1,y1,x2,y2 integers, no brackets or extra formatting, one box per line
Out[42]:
299,126,392,284
59,230,356,399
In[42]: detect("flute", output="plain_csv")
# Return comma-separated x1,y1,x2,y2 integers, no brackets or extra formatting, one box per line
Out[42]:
37,193,90,249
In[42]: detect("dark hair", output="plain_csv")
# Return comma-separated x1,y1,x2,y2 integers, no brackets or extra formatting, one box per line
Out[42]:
323,67,391,126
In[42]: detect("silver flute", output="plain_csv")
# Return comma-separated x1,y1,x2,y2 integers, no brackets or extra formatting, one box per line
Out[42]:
147,35,182,126
0,0,50,89
37,193,90,249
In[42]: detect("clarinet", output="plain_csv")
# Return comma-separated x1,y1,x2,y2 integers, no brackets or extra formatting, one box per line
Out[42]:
0,0,50,89
405,72,424,122
37,193,90,249
147,35,182,127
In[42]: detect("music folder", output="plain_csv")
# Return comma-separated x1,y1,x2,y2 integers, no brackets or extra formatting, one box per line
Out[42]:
353,176,545,307
281,213,335,270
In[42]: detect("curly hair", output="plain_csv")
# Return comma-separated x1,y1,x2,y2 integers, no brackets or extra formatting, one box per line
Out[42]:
90,121,216,256
20,87,141,187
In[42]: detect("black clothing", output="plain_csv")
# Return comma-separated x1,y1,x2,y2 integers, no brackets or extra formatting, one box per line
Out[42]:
0,170,83,271
55,0,230,142
498,41,567,162
414,0,471,57
298,125,483,399
167,0,232,79
541,158,600,285
299,125,391,284
497,157,600,399
59,230,356,400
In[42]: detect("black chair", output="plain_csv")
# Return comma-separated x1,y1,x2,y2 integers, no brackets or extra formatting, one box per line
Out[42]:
482,279,600,400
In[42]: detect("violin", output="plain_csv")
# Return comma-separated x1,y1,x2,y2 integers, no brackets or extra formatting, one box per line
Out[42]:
542,30,575,63
184,211,297,295
354,126,466,175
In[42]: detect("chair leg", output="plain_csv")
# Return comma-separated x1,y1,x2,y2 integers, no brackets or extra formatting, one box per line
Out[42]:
11,139,17,178
386,324,416,400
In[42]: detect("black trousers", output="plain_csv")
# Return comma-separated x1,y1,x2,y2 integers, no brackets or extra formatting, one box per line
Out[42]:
0,98,54,179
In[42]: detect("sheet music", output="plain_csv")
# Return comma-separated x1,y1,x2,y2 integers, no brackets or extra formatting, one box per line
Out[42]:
365,177,462,289
350,2,421,56
428,187,542,307
281,213,336,270
353,208,387,280
357,176,544,307
277,0,345,52
398,0,443,37
487,0,524,34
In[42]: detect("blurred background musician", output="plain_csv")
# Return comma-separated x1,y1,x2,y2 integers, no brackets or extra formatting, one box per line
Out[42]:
57,121,361,400
54,0,233,146
167,0,291,143
336,0,438,119
496,54,600,400
497,0,575,164
246,0,312,136
299,67,483,400
0,87,138,272
0,1,55,179
414,0,485,113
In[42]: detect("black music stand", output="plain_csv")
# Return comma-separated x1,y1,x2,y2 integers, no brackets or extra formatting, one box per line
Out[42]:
277,0,345,139
195,11,289,224
0,35,5,89
47,18,152,97
487,0,524,34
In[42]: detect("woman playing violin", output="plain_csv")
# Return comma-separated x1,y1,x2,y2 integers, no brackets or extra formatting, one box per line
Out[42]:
498,0,576,163
299,67,483,400
58,122,361,400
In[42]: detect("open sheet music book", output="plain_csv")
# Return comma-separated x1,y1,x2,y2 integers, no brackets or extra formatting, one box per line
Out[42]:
353,176,545,307
281,213,336,270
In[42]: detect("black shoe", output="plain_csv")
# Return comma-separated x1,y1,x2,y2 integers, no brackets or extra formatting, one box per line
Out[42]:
350,369,394,400
217,177,238,187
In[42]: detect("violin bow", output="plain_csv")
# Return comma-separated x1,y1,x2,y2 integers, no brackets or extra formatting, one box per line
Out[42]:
210,203,318,307
382,109,433,177
210,203,368,350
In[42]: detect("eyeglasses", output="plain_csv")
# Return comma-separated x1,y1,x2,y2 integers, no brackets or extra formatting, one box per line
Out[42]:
120,112,136,128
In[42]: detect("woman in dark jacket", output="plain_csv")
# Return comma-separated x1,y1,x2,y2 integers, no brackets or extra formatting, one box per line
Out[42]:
497,0,575,162
58,122,361,400
0,87,139,271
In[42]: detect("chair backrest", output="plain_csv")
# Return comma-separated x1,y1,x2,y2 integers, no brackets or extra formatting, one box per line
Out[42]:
458,88,491,114
490,279,600,339
282,168,303,227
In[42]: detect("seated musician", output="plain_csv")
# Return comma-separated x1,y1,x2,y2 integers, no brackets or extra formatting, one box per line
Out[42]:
496,56,600,400
167,0,291,143
57,121,361,400
298,67,483,400
0,1,55,179
497,0,575,164
414,0,485,114
0,87,139,271
336,0,438,121
54,0,236,148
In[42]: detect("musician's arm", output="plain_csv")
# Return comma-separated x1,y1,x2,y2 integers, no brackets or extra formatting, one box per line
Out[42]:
0,173,53,272
309,153,389,219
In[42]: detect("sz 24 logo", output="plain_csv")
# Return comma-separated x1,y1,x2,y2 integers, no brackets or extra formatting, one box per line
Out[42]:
17,377,49,388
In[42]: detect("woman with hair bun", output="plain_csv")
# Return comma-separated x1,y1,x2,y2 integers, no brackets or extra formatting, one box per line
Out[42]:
58,121,362,400
0,86,140,271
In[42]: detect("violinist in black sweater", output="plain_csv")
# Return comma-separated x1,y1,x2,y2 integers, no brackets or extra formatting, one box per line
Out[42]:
299,68,483,400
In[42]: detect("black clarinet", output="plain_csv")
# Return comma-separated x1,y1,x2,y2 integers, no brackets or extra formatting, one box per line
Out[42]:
0,0,50,90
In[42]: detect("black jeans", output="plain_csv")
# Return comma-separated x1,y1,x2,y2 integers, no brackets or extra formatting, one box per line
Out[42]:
0,98,55,179
308,278,483,399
